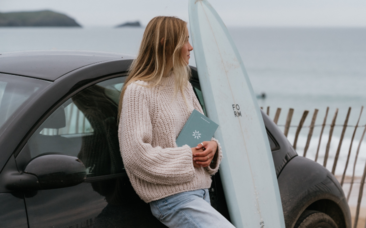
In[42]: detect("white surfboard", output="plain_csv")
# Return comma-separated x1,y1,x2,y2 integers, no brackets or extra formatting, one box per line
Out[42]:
189,1,285,227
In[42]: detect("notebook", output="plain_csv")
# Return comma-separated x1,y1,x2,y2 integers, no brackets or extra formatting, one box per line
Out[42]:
176,109,219,148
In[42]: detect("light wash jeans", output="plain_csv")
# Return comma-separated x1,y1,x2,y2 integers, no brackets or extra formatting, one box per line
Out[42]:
149,189,235,228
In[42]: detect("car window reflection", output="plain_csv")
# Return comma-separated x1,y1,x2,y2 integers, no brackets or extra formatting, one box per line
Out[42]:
27,77,125,176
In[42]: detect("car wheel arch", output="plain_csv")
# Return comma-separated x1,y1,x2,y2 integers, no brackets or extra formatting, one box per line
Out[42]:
278,156,351,228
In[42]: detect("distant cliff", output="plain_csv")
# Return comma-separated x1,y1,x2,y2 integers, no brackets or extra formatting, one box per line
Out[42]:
0,10,81,27
115,21,142,28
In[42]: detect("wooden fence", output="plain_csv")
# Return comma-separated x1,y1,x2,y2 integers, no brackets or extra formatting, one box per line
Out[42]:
261,106,366,228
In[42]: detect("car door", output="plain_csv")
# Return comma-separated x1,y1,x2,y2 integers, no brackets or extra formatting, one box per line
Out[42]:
15,76,163,228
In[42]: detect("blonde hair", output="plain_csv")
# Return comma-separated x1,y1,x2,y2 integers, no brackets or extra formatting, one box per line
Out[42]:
118,16,191,119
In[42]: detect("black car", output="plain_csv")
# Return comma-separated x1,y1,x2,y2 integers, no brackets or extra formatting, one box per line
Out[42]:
0,51,350,228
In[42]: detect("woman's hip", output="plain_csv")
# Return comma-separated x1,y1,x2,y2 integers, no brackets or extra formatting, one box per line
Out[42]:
149,188,234,228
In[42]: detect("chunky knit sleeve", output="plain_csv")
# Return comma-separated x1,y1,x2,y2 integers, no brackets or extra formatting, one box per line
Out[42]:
118,83,195,185
190,85,223,176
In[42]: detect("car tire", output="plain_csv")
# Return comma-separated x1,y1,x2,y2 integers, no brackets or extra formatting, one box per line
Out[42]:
294,210,338,228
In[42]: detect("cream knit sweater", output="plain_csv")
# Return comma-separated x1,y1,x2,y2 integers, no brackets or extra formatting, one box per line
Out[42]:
118,75,223,203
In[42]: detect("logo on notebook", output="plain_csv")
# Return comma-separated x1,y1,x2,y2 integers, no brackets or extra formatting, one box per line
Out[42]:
192,130,201,139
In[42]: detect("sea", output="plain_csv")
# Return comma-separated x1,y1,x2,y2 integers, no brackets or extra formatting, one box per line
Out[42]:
1,27,366,178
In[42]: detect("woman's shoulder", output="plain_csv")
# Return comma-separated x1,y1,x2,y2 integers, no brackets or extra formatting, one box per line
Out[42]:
125,80,151,95
122,81,154,111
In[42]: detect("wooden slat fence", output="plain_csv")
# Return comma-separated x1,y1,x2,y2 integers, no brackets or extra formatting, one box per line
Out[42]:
262,106,366,228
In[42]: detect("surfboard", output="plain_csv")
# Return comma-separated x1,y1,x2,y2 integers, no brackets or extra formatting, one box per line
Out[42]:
188,1,285,227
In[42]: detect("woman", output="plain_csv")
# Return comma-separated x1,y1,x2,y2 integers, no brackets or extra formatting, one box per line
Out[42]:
118,16,234,228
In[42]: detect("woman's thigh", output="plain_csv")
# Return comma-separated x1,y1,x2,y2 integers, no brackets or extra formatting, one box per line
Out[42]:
150,189,235,228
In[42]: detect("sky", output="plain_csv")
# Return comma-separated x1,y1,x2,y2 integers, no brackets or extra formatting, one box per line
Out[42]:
1,0,366,27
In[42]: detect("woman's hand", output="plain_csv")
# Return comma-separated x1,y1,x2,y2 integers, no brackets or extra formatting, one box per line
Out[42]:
192,141,218,168
191,147,204,168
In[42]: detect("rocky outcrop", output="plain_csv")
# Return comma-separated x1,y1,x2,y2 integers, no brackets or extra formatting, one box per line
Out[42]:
115,21,141,28
0,10,81,27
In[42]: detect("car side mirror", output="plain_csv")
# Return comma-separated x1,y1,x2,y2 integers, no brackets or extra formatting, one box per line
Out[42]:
6,154,86,190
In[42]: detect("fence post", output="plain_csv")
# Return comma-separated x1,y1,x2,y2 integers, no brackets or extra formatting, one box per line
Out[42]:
82,116,86,133
303,109,318,157
284,108,294,137
347,124,366,201
274,108,281,125
66,104,74,134
293,110,309,150
354,160,366,228
332,107,351,175
341,106,364,186
75,110,80,134
323,108,338,168
315,107,329,162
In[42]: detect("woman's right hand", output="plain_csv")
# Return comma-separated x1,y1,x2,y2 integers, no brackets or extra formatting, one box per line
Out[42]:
191,147,205,168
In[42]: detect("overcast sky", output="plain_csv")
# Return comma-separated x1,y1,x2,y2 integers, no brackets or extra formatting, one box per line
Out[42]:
1,0,366,27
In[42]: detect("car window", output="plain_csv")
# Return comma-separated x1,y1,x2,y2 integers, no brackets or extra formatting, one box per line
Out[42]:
27,77,125,177
0,74,50,133
266,130,280,151
0,81,6,99
190,81,207,116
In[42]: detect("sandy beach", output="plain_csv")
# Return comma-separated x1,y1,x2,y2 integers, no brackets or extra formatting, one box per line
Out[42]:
336,176,366,228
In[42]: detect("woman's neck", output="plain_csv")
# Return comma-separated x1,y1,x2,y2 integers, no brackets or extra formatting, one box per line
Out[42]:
163,62,173,77
163,69,173,78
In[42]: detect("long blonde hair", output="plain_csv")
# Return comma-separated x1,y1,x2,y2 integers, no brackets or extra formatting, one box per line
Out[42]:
118,16,191,119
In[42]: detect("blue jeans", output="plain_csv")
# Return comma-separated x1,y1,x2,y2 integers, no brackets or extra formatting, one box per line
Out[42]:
149,189,235,228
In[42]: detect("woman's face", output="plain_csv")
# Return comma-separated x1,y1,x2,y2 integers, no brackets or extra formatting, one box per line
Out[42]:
181,27,194,65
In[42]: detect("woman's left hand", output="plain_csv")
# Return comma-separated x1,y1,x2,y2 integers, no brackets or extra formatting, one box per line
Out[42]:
193,141,218,167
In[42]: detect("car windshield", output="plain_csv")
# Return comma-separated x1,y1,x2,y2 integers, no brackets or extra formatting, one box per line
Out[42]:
0,74,50,134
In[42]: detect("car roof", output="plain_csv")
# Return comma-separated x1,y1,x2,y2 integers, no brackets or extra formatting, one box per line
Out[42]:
0,51,134,81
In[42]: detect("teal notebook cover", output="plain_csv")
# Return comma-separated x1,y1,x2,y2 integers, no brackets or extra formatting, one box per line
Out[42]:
176,109,219,148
